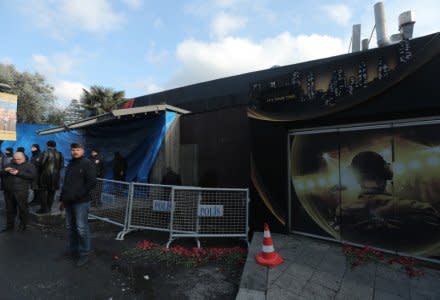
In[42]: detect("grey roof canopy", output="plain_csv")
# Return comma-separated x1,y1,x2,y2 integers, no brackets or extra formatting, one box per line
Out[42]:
37,104,190,136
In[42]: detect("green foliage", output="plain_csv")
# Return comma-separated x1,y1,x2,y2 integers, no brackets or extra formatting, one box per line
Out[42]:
0,63,55,123
45,107,65,125
80,85,126,116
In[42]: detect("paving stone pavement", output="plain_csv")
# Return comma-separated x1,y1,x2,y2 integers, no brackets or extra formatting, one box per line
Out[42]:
236,232,440,300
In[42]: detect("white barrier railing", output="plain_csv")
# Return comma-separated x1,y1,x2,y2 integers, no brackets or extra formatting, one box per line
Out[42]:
89,179,249,246
88,179,131,240
167,186,249,248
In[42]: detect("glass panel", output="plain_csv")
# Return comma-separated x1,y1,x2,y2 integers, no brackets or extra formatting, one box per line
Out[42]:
338,128,394,249
290,132,341,239
392,124,440,258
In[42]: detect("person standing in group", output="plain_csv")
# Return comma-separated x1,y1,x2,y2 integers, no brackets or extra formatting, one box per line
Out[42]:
0,147,14,192
89,149,105,178
59,143,97,267
16,147,29,161
2,147,14,165
89,148,105,207
0,151,4,191
0,152,36,232
112,152,127,181
160,167,182,186
29,144,43,206
38,140,64,214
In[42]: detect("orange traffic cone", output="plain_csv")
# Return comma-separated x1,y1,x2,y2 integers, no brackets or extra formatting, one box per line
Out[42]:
255,223,283,268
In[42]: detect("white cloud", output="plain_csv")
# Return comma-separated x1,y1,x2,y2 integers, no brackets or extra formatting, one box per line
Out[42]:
214,0,242,8
53,80,86,107
61,0,125,33
32,48,84,79
146,42,170,65
211,12,248,38
321,4,352,26
23,0,125,37
122,0,143,9
31,51,89,106
0,57,13,65
168,32,345,88
32,54,75,77
131,79,164,95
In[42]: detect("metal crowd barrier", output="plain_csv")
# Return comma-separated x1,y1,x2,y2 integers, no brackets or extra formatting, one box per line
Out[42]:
89,179,250,246
88,178,132,240
166,186,249,248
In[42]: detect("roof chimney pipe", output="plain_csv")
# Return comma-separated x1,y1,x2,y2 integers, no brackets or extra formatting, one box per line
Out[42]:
362,39,369,51
352,24,361,52
374,2,390,47
399,11,416,39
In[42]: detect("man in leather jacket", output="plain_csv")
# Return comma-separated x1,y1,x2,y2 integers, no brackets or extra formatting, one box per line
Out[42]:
38,140,64,214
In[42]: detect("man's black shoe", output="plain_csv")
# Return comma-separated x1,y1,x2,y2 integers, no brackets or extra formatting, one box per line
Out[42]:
36,209,48,214
18,224,27,232
76,256,89,267
58,251,78,261
0,227,14,233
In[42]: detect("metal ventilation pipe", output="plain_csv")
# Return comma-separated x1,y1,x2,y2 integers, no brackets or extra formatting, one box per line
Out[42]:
352,24,361,52
374,2,390,47
362,39,369,51
399,11,416,39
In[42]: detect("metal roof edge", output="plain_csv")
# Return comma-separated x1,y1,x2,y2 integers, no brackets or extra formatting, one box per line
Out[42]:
111,104,190,117
37,104,190,135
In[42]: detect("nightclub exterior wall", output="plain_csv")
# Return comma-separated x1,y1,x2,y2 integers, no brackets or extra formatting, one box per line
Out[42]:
128,33,440,242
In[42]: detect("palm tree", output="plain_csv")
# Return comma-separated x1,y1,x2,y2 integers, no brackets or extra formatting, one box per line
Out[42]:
80,85,126,116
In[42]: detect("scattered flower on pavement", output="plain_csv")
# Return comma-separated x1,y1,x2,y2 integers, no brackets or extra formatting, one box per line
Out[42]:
342,243,424,278
122,240,247,268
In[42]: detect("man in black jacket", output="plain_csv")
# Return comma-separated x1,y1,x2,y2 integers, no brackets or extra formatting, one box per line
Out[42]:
60,143,97,267
29,144,43,206
89,148,105,178
89,148,105,207
1,152,36,232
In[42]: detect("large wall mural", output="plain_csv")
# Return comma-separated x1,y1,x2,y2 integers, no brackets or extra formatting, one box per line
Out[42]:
290,122,440,258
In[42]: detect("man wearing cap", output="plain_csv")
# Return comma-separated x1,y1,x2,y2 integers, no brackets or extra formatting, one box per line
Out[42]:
60,143,97,267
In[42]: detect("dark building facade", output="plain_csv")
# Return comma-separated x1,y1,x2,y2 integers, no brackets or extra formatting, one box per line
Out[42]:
128,33,440,260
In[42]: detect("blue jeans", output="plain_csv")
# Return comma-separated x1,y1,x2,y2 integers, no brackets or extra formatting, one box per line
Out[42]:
65,202,91,257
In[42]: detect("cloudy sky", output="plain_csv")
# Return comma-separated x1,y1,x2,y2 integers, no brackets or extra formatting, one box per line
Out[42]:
1,0,438,107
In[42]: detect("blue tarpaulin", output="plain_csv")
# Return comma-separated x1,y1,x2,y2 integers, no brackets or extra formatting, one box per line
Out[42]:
1,123,83,166
80,111,175,182
0,111,176,183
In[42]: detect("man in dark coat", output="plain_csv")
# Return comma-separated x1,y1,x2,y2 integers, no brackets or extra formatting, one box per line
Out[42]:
112,152,127,181
60,143,97,267
89,148,105,207
89,148,105,178
38,140,64,214
160,167,182,186
0,152,36,232
29,144,43,206
0,147,14,191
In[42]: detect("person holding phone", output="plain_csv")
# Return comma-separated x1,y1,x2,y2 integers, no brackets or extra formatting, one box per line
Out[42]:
0,152,36,232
